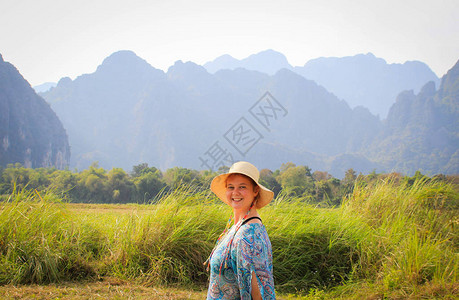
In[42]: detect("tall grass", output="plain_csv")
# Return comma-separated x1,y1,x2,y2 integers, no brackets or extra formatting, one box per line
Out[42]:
0,188,103,284
264,200,366,292
0,178,457,298
337,176,458,297
102,185,228,286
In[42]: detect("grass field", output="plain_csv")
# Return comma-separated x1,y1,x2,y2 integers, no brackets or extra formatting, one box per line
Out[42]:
0,178,457,299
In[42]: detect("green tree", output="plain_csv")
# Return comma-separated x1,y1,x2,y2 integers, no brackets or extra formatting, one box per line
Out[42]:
404,170,427,186
340,168,357,197
199,169,218,187
342,168,357,185
0,163,31,193
280,162,296,172
48,169,78,201
259,168,282,197
76,162,109,203
278,164,314,198
28,168,52,190
132,171,165,203
312,171,332,182
131,163,161,178
164,167,202,190
314,180,330,202
106,168,133,203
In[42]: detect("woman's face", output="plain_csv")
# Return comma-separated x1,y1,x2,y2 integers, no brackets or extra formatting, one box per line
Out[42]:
225,174,259,213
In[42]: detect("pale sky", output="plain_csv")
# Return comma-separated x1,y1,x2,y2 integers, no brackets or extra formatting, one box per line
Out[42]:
1,0,458,86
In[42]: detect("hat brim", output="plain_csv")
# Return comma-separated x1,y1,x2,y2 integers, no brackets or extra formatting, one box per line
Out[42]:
210,172,274,209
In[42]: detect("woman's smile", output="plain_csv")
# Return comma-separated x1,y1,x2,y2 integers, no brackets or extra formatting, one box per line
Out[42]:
225,174,259,212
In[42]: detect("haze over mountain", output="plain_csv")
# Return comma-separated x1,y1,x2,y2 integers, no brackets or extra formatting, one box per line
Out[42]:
0,54,70,169
204,50,440,118
40,50,458,177
33,82,57,93
295,53,440,118
365,61,459,175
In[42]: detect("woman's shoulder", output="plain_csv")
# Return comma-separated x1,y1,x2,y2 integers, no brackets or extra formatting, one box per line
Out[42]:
237,221,268,240
243,216,262,225
234,222,272,255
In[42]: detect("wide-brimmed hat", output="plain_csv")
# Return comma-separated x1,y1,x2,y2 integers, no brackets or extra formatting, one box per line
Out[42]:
210,161,274,209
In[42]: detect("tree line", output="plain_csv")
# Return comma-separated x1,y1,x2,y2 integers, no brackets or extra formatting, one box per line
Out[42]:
0,162,456,205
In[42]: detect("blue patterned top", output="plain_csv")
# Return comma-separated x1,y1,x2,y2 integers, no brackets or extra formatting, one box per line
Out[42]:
207,222,275,299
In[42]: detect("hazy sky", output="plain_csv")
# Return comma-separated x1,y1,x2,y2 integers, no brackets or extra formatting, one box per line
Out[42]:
1,0,458,86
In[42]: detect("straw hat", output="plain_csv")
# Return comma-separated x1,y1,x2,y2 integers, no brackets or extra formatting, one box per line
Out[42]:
210,161,274,209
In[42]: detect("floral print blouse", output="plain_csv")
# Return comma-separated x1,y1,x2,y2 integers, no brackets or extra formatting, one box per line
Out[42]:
207,222,275,299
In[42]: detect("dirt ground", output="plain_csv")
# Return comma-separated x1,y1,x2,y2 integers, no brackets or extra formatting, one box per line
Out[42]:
0,278,208,300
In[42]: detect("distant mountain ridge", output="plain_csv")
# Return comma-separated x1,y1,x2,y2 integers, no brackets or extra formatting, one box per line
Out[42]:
40,50,459,177
294,53,440,118
204,50,440,118
365,61,459,174
0,54,70,168
204,49,293,75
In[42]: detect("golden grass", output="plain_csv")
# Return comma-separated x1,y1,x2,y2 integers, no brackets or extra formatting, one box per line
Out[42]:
66,203,157,214
0,278,208,300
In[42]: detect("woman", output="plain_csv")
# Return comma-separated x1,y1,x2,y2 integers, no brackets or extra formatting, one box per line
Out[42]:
205,161,275,299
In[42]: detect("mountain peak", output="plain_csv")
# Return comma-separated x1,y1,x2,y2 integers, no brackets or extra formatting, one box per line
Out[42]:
168,60,207,72
243,49,291,73
436,59,459,106
56,77,72,88
203,54,239,73
102,50,141,63
97,50,154,73
204,49,292,75
247,49,288,60
214,54,235,61
167,60,210,81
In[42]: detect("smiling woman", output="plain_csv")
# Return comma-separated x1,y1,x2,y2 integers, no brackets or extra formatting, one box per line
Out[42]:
226,174,259,213
205,161,275,300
